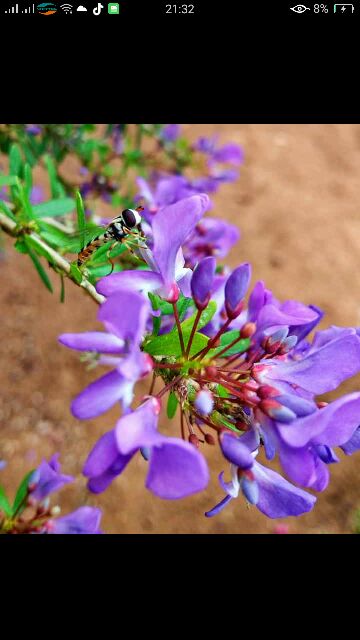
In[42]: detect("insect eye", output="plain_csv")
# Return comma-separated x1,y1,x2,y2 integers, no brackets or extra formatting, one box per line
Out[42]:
290,4,310,12
121,209,136,228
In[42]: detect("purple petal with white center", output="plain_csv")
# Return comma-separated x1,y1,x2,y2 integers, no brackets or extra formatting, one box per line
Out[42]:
220,433,254,469
267,332,360,394
152,194,210,295
277,392,360,448
252,461,316,518
51,507,102,534
97,270,163,297
71,369,127,419
59,332,125,353
146,438,209,499
341,426,360,455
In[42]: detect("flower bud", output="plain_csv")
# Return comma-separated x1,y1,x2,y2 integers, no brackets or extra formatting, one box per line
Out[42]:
258,399,297,423
224,263,251,319
240,322,256,339
257,385,280,399
205,433,216,445
189,434,200,448
194,389,214,416
164,283,180,303
191,257,216,310
50,505,61,517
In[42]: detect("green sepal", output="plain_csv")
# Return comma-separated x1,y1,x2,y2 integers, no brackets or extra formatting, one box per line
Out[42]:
167,392,178,419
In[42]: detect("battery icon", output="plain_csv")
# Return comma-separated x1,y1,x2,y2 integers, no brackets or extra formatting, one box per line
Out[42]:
334,4,354,11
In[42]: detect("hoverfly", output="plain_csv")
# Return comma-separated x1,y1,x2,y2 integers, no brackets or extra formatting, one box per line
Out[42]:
76,206,146,271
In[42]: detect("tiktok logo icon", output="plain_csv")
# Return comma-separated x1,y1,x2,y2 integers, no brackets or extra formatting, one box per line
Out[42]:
93,2,104,14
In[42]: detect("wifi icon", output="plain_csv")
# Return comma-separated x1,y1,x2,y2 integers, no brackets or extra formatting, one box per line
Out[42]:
60,3,73,12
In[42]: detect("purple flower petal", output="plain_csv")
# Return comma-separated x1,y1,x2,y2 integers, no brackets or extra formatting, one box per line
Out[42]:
278,441,330,491
205,494,233,517
97,290,150,343
59,332,125,353
267,332,360,394
97,270,163,297
31,454,73,501
152,194,209,296
220,433,254,469
115,399,161,455
212,143,244,165
51,507,102,534
253,461,316,518
277,392,360,448
341,426,360,455
71,369,127,419
146,438,209,499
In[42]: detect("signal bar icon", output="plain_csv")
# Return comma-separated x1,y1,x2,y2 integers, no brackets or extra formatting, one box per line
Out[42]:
61,3,73,12
4,3,35,12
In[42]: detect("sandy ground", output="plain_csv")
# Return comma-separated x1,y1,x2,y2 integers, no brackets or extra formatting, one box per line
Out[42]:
1,124,360,534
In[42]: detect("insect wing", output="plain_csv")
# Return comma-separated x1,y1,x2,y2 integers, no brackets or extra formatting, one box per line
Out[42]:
63,223,107,253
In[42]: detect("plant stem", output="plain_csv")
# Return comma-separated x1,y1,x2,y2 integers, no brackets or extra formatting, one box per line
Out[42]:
172,301,186,357
191,317,232,361
185,307,203,358
0,212,105,305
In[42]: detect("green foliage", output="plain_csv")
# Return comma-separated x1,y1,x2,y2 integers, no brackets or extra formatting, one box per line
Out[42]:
0,486,12,517
211,331,251,357
12,470,35,516
23,237,53,293
76,190,86,251
32,198,75,218
167,392,179,419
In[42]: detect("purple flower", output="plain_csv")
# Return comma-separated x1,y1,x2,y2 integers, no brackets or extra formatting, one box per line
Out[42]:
59,290,153,418
195,136,244,166
206,434,316,519
26,125,41,135
83,398,209,499
160,124,181,142
183,218,240,267
50,507,102,534
80,173,117,204
191,256,216,310
30,454,73,501
30,185,44,205
0,460,7,471
97,194,210,302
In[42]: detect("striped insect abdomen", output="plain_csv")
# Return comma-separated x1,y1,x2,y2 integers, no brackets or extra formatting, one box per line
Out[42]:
77,231,112,266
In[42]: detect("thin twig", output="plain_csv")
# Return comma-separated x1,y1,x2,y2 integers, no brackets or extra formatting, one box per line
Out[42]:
0,212,105,305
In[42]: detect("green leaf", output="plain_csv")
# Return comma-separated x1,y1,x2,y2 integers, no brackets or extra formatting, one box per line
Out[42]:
86,263,122,278
144,330,208,358
9,143,23,177
70,262,83,284
76,191,86,251
24,238,53,293
0,175,19,187
177,296,194,321
167,392,178,419
211,411,241,434
32,198,76,218
37,221,74,249
180,300,217,334
60,274,65,303
44,154,65,199
212,333,251,357
0,485,12,517
14,238,28,254
148,292,161,336
24,164,32,197
0,199,16,221
217,384,230,398
12,470,35,516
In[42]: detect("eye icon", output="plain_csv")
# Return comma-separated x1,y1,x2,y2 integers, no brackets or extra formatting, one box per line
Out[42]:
290,4,310,12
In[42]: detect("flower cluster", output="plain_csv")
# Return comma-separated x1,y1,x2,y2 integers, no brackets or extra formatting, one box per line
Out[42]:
0,455,102,534
60,194,360,519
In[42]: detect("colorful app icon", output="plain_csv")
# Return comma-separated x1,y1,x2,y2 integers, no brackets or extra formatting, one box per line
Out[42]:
108,2,119,13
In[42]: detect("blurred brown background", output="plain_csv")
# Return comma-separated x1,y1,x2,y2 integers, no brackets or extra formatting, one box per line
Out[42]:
1,124,360,533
